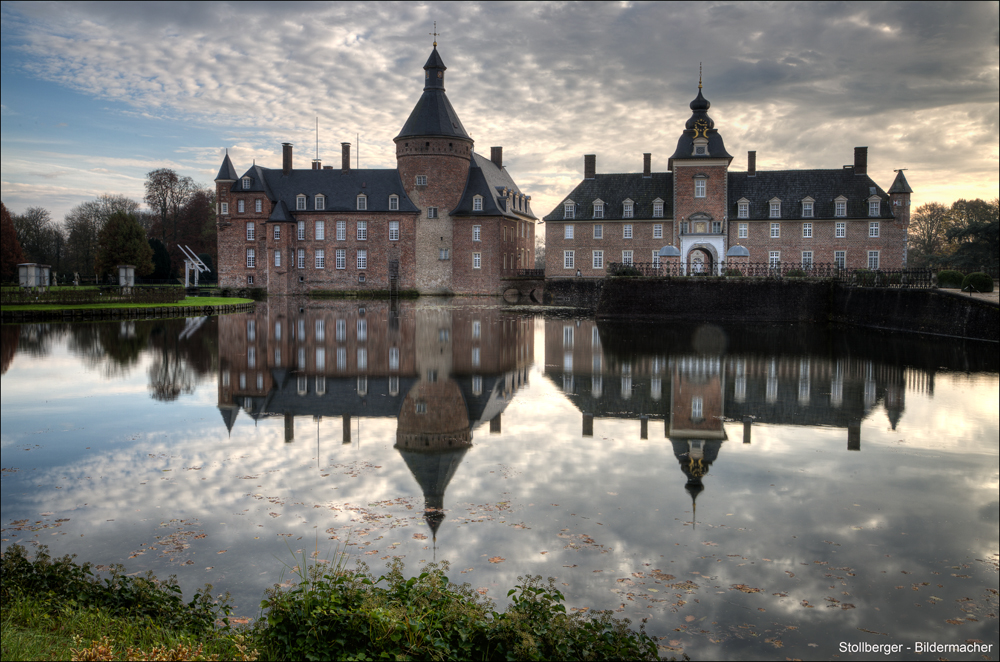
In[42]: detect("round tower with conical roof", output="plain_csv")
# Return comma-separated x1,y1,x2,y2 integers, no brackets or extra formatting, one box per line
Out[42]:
395,43,475,294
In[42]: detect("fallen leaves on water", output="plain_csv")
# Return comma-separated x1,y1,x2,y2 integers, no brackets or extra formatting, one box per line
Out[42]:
488,556,505,563
731,584,762,593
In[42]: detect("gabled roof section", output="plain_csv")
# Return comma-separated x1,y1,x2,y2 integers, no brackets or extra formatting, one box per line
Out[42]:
888,170,913,194
542,173,674,221
728,169,895,220
452,152,537,220
268,200,294,223
231,166,274,199
215,152,238,182
255,168,419,214
395,46,472,142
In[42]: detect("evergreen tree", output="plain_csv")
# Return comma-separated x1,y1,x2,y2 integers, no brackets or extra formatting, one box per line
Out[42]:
95,211,154,279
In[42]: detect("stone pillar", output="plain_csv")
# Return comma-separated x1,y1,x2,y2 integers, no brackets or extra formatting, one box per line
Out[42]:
640,416,648,439
343,414,352,444
743,416,752,444
582,412,594,437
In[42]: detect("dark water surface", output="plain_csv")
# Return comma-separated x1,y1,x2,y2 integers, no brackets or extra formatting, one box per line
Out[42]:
2,298,997,660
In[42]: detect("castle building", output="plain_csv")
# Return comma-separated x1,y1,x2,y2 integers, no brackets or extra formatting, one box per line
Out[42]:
544,80,913,276
215,44,537,295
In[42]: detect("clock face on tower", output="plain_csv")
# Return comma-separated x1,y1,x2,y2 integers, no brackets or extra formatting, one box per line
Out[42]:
694,119,709,138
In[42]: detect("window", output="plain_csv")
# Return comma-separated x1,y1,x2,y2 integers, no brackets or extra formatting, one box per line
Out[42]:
564,225,574,239
692,396,703,419
274,250,281,267
769,251,780,267
242,177,251,190
246,248,255,268
869,221,879,237
246,275,253,285
220,202,229,215
389,347,399,370
622,250,633,265
695,179,706,198
802,251,813,269
357,195,366,211
802,201,814,217
868,251,879,270
389,195,399,211
623,224,632,239
472,347,480,367
336,220,346,241
315,249,325,269
472,320,481,339
424,207,437,219
315,195,325,211
563,250,575,269
770,201,781,218
680,220,689,234
593,202,604,218
869,200,880,217
469,225,480,242
297,249,305,269
770,222,780,238
357,318,367,341
653,224,663,239
315,220,325,240
653,201,663,218
564,202,575,219
738,222,748,238
473,195,482,211
357,250,367,269
357,221,367,240
238,199,245,213
593,250,604,269
336,347,346,370
652,251,660,267
473,252,481,269
836,221,846,238
272,224,280,240
623,201,634,218
357,349,367,371
389,221,399,241
593,224,603,239
335,249,345,269
802,222,812,238
297,221,305,240
296,195,306,210
246,222,255,240
438,248,450,260
835,200,847,217
415,175,427,186
738,201,749,218
712,220,722,233
834,251,846,269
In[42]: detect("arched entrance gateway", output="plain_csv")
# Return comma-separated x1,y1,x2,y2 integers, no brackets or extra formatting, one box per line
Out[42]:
687,247,714,275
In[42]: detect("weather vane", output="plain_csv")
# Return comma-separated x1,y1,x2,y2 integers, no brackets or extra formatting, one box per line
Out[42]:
430,21,440,47
699,62,703,89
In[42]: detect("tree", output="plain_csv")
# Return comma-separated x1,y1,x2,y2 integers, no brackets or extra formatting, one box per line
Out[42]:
1,202,26,283
908,202,953,267
95,211,155,279
148,238,172,279
946,198,999,272
64,195,141,280
144,168,195,244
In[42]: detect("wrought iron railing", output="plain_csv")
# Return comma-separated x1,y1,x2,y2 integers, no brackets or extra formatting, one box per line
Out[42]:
605,261,935,288
513,269,546,278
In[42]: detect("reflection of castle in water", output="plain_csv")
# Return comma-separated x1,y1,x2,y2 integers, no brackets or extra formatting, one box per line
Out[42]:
217,298,532,540
544,319,942,508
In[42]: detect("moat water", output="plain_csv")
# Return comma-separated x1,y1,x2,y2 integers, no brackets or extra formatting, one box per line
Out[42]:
2,299,997,660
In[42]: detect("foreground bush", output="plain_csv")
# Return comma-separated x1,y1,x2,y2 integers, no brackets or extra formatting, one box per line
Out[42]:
961,272,994,293
261,559,660,661
937,269,964,288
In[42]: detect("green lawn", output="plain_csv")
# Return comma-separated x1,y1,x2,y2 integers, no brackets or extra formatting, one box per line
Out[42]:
1,297,252,312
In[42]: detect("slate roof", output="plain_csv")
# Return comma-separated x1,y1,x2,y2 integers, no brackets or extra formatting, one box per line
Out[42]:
888,170,913,194
669,88,734,165
452,153,537,220
728,169,895,220
231,166,420,218
215,152,238,181
542,173,674,222
395,46,472,141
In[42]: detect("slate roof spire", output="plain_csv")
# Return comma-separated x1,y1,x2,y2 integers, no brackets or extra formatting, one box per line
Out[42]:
888,169,913,193
668,77,733,167
395,43,472,141
215,150,238,182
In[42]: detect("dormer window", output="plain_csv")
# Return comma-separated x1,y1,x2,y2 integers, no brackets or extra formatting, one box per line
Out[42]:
357,194,367,211
593,199,604,219
389,195,399,211
693,136,709,156
296,195,306,211
564,201,575,219
473,195,482,211
835,196,848,217
868,198,880,217
242,177,251,190
737,198,749,219
769,198,781,218
802,197,814,218
315,195,325,211
623,199,634,219
652,199,663,218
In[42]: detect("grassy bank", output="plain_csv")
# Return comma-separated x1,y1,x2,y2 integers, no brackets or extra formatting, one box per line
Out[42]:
1,545,667,661
1,297,253,312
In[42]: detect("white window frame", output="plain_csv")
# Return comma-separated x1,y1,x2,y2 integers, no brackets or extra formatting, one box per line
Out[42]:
473,195,482,211
623,201,634,218
315,249,325,269
737,201,748,219
297,248,305,269
357,221,368,241
473,225,481,242
738,222,748,238
473,252,481,269
296,195,306,211
869,221,880,238
336,220,346,241
593,250,604,269
593,203,604,219
869,200,880,217
836,221,846,238
427,207,438,219
357,195,367,211
297,221,305,240
246,248,255,268
242,177,251,190
389,195,399,211
802,201,814,218
220,201,229,215
335,249,346,269
315,195,325,211
389,220,399,241
593,224,603,239
712,220,722,233
564,225,574,239
622,250,633,265
653,201,664,218
770,222,780,238
802,222,812,238
652,251,660,267
564,202,575,219
274,250,281,267
834,250,846,269
802,250,813,269
563,250,575,269
835,199,847,217
415,175,427,186
238,199,245,213
868,250,880,270
623,224,633,239
255,199,262,213
769,251,780,267
695,179,706,198
246,221,255,241
315,220,325,240
357,249,367,270
770,201,781,218
653,224,663,239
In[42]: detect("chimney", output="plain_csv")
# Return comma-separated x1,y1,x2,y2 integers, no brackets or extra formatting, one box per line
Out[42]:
643,153,651,178
282,143,293,176
341,142,351,173
584,154,596,180
491,146,503,169
854,146,868,176
311,159,321,170
747,151,756,177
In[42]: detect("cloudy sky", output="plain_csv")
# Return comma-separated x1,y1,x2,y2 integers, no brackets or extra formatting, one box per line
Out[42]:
1,1,997,225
